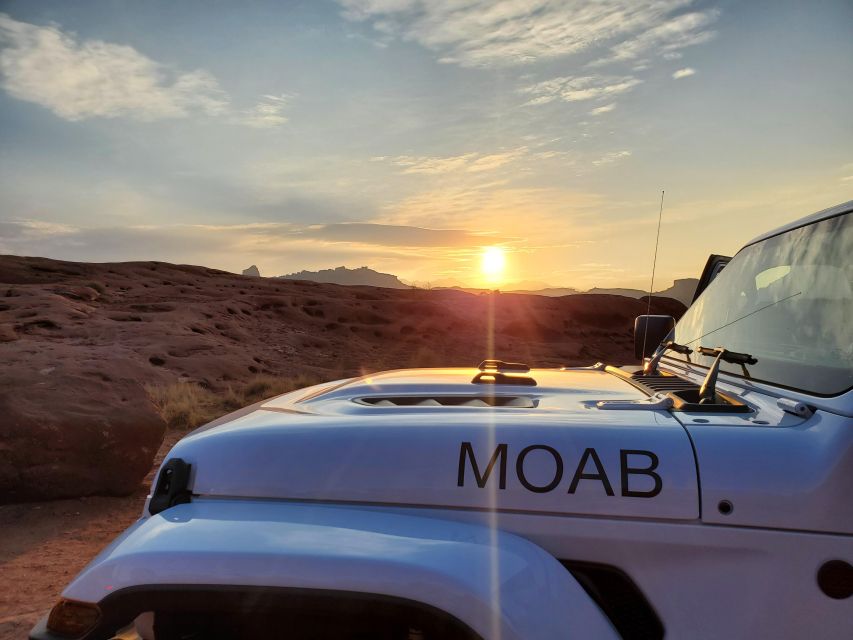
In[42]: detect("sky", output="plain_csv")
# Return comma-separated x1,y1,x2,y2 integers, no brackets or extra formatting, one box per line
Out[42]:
0,0,851,289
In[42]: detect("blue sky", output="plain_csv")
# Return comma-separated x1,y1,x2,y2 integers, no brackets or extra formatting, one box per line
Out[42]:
0,0,851,288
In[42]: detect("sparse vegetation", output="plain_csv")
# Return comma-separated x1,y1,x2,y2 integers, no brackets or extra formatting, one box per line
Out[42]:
145,373,325,430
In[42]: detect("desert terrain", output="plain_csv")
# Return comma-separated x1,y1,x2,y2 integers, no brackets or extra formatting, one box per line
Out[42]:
0,254,685,637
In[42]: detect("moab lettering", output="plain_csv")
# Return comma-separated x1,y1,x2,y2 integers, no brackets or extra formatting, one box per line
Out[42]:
457,442,662,498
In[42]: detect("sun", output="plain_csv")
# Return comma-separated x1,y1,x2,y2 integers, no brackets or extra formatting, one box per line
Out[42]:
480,246,506,282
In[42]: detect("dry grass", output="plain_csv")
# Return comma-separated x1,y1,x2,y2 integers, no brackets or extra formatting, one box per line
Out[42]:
145,373,326,431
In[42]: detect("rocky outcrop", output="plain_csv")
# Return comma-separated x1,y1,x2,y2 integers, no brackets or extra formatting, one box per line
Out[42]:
0,284,167,502
242,265,261,277
0,350,166,502
278,265,410,289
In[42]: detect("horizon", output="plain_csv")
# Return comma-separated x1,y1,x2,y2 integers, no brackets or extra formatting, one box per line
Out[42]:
260,262,699,293
1,1,852,289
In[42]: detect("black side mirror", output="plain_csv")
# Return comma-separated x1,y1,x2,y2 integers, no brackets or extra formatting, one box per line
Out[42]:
634,315,675,360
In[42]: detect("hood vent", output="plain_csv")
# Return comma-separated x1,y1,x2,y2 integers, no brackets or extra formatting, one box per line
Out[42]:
628,373,698,395
358,396,536,408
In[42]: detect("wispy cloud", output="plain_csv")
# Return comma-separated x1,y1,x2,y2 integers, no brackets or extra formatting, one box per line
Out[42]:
590,103,616,116
390,153,478,174
520,75,641,106
0,13,289,127
672,67,696,79
593,10,719,65
592,150,632,166
837,163,853,183
234,94,292,128
295,222,506,247
338,1,717,69
385,148,527,174
0,219,78,239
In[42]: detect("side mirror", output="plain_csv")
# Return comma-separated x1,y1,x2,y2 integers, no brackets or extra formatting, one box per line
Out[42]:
634,315,675,360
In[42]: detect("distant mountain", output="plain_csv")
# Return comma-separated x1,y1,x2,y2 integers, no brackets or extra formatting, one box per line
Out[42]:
655,278,699,305
585,287,647,298
439,279,698,305
576,279,698,305
508,286,582,297
273,265,697,304
277,266,411,289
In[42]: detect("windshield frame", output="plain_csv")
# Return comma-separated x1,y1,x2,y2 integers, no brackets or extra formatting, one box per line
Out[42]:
661,207,853,399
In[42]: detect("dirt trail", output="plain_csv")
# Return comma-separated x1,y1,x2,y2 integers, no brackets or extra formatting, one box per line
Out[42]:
0,431,183,640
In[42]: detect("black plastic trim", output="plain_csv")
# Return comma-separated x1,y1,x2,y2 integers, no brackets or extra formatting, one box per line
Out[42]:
605,366,752,413
560,560,664,640
31,585,482,640
817,560,853,599
148,458,192,516
692,254,731,303
471,371,537,386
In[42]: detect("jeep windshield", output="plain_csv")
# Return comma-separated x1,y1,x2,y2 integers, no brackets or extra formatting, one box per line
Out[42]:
667,212,852,396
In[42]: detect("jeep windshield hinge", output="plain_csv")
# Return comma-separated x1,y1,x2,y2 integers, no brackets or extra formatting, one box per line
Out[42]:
643,341,692,375
697,347,757,403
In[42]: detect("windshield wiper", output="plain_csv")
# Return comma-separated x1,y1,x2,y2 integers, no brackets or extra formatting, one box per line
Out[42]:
643,341,693,375
697,346,758,403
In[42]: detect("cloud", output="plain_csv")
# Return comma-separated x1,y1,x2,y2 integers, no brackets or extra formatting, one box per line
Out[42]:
594,10,718,65
0,13,229,120
0,13,290,127
384,148,527,174
338,0,717,69
377,179,607,234
592,150,631,166
672,67,696,79
590,103,616,116
234,94,291,128
520,75,641,106
0,219,78,240
295,223,504,246
390,152,478,174
0,218,501,263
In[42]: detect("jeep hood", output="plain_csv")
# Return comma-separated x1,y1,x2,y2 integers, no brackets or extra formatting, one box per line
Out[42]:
157,368,700,521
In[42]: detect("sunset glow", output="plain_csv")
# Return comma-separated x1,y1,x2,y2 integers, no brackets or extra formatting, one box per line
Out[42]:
481,246,506,283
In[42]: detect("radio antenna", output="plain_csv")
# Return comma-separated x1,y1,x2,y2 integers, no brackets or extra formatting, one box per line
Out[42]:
640,190,666,363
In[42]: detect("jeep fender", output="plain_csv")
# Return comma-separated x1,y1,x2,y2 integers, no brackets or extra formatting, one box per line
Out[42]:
59,500,618,640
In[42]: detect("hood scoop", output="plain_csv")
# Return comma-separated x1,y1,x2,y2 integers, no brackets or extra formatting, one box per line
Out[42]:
358,395,536,408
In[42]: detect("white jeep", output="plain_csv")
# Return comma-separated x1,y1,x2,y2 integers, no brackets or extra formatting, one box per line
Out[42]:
32,202,852,640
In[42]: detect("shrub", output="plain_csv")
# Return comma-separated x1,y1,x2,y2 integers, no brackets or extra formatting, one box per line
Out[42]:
144,382,219,431
145,373,327,431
